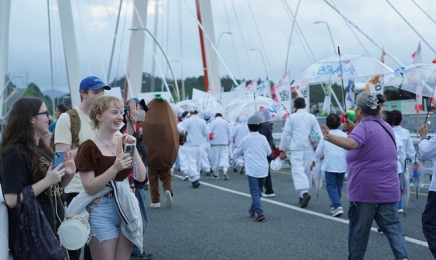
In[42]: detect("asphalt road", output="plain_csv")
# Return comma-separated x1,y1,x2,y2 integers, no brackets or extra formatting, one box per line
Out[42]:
138,167,433,260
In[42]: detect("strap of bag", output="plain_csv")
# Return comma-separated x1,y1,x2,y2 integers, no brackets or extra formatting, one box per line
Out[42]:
68,108,81,148
371,120,396,147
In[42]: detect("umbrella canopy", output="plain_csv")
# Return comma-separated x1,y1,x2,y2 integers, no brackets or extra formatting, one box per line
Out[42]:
225,95,288,124
291,54,393,87
384,63,436,98
173,98,225,116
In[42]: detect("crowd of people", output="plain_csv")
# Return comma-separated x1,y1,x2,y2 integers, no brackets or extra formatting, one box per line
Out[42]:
1,75,436,259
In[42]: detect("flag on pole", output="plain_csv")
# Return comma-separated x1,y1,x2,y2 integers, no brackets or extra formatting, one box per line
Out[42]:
274,80,291,114
291,85,310,112
345,80,355,109
272,72,289,102
412,42,423,112
412,41,422,63
364,48,386,94
258,77,272,98
321,83,331,116
246,78,258,93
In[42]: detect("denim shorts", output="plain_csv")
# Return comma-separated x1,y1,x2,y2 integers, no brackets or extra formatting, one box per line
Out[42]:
86,197,122,244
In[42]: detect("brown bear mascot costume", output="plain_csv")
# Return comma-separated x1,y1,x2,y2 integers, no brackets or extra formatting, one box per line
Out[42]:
142,95,179,208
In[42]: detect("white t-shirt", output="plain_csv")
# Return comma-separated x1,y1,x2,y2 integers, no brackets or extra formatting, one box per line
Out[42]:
233,132,272,178
54,106,97,194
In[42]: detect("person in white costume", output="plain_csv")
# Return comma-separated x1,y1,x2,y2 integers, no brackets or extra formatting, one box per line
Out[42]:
176,111,190,181
208,113,233,180
232,115,249,173
201,111,213,176
279,97,322,208
178,106,209,188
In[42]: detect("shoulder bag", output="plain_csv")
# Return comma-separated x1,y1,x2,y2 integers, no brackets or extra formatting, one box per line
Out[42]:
9,186,64,260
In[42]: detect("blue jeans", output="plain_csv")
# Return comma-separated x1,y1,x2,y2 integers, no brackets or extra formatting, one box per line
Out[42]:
325,171,344,208
247,176,266,216
131,188,148,256
348,201,408,260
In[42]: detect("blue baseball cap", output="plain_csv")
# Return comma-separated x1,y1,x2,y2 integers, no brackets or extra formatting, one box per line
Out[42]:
79,76,111,92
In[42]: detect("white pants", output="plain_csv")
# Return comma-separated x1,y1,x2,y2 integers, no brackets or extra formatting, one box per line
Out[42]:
185,145,202,181
290,149,314,197
201,142,211,172
232,145,244,169
178,145,188,175
210,145,229,175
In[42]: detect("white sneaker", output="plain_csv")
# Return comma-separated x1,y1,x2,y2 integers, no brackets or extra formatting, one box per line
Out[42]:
164,190,172,209
150,203,160,208
223,173,229,180
329,207,335,214
398,208,404,213
262,193,275,198
182,176,189,181
331,207,343,217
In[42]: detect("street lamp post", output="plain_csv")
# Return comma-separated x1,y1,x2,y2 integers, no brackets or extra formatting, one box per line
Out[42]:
129,27,180,102
314,21,336,54
249,48,268,77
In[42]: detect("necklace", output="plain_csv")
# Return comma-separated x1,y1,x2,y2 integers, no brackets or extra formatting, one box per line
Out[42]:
96,134,116,156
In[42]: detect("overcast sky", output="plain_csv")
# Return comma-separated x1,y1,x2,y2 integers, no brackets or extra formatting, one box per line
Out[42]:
6,0,436,93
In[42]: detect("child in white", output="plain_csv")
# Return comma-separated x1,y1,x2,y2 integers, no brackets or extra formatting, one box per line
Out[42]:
233,116,271,221
310,114,347,217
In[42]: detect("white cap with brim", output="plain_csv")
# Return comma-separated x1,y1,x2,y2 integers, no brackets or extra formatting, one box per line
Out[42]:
190,106,198,113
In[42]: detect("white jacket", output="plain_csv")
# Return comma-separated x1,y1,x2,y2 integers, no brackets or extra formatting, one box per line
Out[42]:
279,109,322,151
208,117,232,145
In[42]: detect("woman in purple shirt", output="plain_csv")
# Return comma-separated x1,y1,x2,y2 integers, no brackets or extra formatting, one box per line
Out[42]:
322,92,408,260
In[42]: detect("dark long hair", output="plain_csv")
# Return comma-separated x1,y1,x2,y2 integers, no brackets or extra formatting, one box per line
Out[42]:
0,97,53,182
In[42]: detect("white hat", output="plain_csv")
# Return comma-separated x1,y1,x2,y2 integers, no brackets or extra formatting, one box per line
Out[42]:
190,105,198,112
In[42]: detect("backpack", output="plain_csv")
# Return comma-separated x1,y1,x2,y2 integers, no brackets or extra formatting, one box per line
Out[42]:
50,108,81,150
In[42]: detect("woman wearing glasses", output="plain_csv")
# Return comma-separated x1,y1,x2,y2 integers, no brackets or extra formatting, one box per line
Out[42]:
0,97,76,259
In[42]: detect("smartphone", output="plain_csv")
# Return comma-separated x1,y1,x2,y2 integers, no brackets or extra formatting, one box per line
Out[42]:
124,144,136,167
53,151,65,170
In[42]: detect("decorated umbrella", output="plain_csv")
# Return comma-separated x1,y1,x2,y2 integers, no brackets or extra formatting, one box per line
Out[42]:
173,98,225,116
292,54,393,86
384,63,436,123
291,53,393,111
225,95,288,124
400,158,412,217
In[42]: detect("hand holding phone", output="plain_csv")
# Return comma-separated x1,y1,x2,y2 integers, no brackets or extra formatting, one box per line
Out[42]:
124,144,135,168
53,151,65,170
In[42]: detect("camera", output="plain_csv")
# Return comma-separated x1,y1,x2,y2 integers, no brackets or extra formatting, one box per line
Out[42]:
124,104,130,114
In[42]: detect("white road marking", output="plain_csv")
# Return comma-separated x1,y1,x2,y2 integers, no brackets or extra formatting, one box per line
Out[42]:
175,174,428,248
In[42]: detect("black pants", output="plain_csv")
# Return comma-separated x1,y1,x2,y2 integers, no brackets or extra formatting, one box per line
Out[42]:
263,164,274,194
423,191,436,259
63,192,93,260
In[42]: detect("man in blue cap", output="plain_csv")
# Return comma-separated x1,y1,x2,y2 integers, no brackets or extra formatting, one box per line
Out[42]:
54,76,110,260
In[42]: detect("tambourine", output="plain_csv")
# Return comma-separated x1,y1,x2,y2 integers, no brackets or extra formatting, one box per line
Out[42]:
57,214,90,250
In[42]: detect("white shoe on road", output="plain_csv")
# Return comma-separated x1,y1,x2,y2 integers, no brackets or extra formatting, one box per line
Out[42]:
164,190,172,209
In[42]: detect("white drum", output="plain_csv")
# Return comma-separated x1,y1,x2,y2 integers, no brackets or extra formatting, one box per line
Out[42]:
58,215,90,250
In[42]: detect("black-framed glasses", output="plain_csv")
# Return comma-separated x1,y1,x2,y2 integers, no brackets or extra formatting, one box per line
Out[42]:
36,111,50,118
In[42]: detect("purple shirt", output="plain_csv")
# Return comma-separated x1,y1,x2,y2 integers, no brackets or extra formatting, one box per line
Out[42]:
346,115,399,203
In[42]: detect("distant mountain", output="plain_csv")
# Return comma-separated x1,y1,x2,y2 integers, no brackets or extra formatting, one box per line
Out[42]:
42,89,69,99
